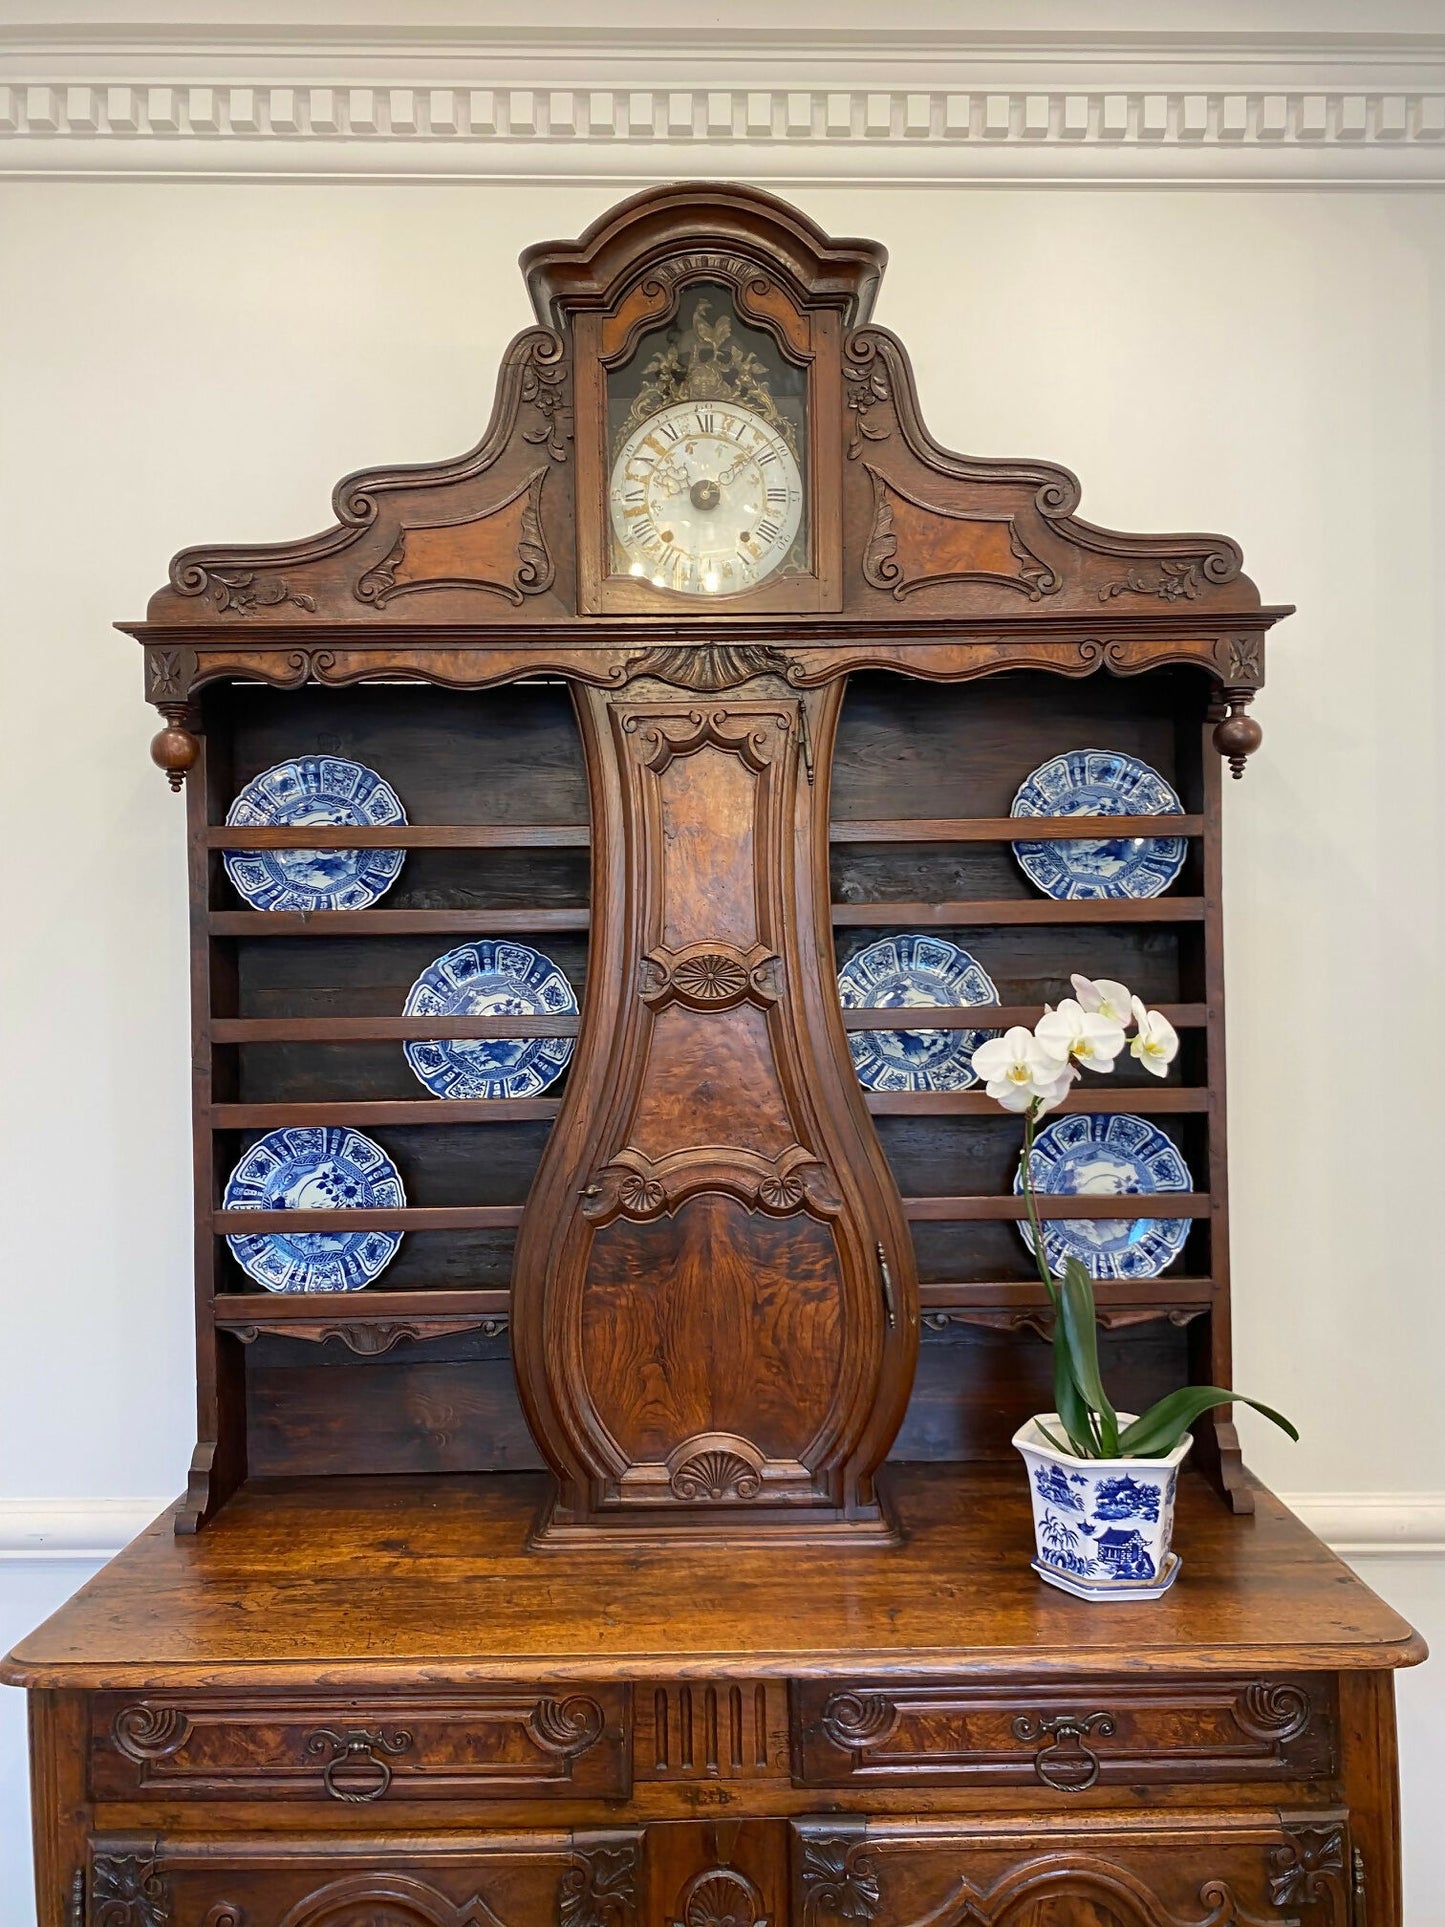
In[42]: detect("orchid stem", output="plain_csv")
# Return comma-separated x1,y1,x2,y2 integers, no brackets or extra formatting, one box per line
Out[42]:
1021,1105,1059,1310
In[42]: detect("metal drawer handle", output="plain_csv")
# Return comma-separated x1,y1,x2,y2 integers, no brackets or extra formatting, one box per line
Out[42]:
304,1725,414,1803
876,1244,897,1329
1011,1711,1116,1792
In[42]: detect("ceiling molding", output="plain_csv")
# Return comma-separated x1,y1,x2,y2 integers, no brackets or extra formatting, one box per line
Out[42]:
1,30,1443,182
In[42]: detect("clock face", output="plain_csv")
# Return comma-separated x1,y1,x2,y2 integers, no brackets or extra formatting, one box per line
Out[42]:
609,400,804,597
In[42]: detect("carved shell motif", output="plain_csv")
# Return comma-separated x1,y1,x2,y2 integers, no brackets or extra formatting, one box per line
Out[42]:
670,1451,763,1503
674,1868,768,1927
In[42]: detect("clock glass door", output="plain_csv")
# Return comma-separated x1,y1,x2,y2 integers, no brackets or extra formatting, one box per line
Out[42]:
605,283,809,600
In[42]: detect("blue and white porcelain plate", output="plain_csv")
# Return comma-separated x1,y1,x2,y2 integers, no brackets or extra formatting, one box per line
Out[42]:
1010,749,1186,900
223,1126,405,1294
1017,1113,1191,1280
404,941,578,1100
837,935,1000,1093
224,756,407,912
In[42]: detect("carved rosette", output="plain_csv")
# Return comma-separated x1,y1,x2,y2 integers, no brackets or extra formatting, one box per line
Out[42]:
640,942,781,1013
1267,1824,1347,1912
91,1853,172,1927
558,1843,638,1927
799,1838,881,1927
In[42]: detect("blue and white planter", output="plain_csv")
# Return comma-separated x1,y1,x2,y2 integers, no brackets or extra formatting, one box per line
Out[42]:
1012,1415,1191,1601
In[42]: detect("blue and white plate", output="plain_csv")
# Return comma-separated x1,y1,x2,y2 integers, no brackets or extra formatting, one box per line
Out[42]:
223,1126,405,1294
837,935,1000,1093
1016,1113,1191,1281
404,941,577,1100
224,756,407,913
1011,749,1186,900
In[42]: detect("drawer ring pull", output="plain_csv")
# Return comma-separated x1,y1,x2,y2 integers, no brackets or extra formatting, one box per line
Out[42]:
1011,1711,1115,1792
304,1725,414,1803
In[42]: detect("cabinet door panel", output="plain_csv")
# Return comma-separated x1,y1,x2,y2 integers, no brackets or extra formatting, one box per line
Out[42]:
791,1814,1353,1927
514,685,918,1542
86,1831,642,1927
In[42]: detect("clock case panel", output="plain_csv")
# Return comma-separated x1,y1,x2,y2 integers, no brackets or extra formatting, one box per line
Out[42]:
581,269,838,614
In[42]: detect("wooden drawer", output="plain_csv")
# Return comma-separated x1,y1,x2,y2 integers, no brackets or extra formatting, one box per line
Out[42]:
89,1686,630,1802
791,1811,1356,1927
791,1675,1336,1790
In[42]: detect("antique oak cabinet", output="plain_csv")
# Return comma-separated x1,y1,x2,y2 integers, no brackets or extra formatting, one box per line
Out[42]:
4,185,1424,1927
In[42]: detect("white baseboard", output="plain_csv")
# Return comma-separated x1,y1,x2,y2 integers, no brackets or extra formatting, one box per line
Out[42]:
0,1498,170,1563
0,1491,1443,1563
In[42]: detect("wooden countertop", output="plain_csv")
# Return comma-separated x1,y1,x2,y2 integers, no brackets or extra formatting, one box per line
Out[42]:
1,1464,1424,1691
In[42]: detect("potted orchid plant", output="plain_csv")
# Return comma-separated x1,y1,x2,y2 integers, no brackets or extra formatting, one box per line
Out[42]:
972,977,1296,1599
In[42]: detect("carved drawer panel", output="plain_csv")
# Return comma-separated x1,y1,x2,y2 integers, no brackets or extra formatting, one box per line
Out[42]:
89,1687,629,1802
634,1681,791,1782
84,1829,642,1927
791,1675,1335,1790
792,1812,1357,1927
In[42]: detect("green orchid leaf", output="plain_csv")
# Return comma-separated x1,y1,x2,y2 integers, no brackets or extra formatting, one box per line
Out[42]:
1058,1258,1119,1456
1118,1387,1299,1460
1051,1326,1097,1458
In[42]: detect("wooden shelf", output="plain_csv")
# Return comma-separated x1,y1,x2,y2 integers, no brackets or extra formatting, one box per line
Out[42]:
918,1279,1216,1311
902,1194,1210,1221
842,1003,1206,1031
214,1014,580,1042
213,1009,1203,1044
213,1099,563,1127
214,1287,510,1327
211,907,590,937
214,1206,526,1232
210,817,1198,851
833,899,1204,926
209,825,590,849
865,1086,1207,1115
830,815,1203,843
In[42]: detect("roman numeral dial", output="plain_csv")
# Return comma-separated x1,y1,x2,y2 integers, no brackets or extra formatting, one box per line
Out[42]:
609,401,804,596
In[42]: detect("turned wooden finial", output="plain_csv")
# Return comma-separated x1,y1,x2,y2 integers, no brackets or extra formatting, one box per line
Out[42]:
150,703,200,791
1212,689,1262,779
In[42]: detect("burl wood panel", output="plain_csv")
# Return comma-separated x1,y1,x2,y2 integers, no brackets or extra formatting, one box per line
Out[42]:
89,1686,629,1802
791,1675,1336,1791
513,684,919,1540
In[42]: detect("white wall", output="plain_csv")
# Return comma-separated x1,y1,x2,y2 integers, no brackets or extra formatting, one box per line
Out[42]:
1,43,1443,1924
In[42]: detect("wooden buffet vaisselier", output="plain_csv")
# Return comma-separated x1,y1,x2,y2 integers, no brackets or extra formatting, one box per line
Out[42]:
4,184,1424,1927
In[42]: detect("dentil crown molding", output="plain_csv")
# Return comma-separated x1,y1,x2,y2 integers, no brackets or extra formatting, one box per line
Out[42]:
0,22,1443,183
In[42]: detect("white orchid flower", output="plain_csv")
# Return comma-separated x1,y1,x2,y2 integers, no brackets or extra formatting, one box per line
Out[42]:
1129,996,1180,1077
1030,1059,1080,1117
972,1027,1067,1113
1070,973,1135,1028
1034,998,1126,1074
